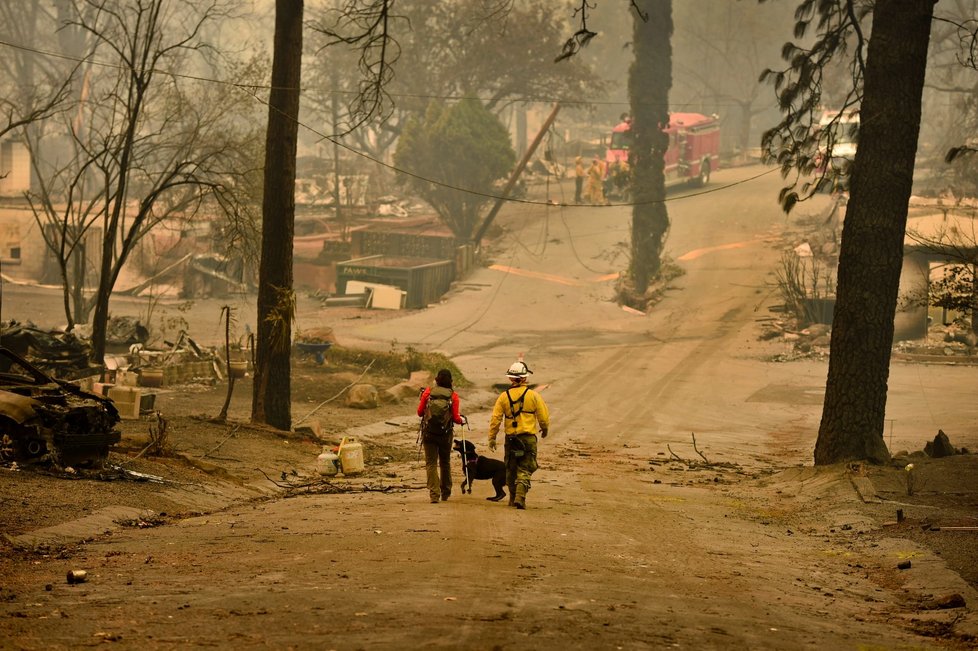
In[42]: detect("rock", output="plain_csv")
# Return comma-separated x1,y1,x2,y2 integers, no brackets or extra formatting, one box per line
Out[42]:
924,429,956,458
385,382,421,402
407,370,433,391
943,328,977,346
294,426,314,438
921,593,967,610
793,242,813,257
299,327,336,344
801,323,831,337
345,384,379,409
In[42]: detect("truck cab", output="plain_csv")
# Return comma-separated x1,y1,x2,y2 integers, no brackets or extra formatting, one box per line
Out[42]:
815,109,859,192
606,112,721,188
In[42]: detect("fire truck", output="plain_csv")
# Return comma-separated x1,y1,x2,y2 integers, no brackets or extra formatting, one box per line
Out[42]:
814,109,859,192
606,112,721,188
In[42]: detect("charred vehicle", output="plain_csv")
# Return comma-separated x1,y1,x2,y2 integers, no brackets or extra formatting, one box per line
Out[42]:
0,348,120,466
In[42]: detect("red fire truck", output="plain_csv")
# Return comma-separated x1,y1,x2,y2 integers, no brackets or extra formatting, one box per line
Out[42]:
606,112,721,188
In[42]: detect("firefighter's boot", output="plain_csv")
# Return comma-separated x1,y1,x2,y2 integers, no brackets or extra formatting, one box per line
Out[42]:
514,485,527,510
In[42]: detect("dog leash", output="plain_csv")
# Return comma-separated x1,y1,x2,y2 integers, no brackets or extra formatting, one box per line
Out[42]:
459,415,471,492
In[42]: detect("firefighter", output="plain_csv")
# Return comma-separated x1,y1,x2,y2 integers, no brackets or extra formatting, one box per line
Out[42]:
574,155,586,203
586,155,606,205
610,159,630,200
488,360,550,509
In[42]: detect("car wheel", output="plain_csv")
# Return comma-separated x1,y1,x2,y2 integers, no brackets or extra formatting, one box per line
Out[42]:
697,160,711,187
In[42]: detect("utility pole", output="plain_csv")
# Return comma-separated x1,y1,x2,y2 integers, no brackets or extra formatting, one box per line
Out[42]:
472,102,560,247
330,68,344,238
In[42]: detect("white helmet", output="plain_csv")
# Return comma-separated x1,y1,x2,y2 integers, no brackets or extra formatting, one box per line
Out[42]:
506,360,532,380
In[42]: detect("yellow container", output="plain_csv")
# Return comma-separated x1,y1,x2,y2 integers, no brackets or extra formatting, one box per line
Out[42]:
337,436,364,475
229,360,248,378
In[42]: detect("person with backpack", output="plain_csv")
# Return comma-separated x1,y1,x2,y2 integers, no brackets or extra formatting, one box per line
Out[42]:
488,360,550,510
417,369,465,504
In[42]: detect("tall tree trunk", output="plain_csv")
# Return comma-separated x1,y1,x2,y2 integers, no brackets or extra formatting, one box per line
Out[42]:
814,0,934,465
628,0,672,296
252,0,302,430
70,242,86,326
88,228,116,363
971,264,978,338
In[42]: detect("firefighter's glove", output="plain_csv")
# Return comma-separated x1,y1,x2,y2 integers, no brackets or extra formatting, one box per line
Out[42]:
541,428,549,439
488,439,497,452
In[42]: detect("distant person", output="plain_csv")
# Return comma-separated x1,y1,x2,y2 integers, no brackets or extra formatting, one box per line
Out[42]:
609,160,630,200
488,360,550,510
586,156,606,205
574,155,586,203
417,369,465,504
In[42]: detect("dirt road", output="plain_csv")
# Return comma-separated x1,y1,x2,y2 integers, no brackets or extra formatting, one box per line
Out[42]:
2,166,976,648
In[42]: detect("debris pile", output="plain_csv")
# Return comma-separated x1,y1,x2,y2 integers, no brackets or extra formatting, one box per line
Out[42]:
0,347,121,467
128,330,221,388
892,429,970,459
0,321,96,379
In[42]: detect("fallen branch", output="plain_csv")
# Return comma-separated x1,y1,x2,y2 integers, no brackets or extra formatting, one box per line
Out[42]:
294,359,376,426
663,435,739,472
132,413,169,460
202,424,240,459
254,467,422,495
667,444,683,462
256,467,305,488
287,481,422,497
691,432,709,464
131,440,155,461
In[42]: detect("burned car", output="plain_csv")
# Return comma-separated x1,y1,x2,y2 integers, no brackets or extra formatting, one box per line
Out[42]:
0,347,120,466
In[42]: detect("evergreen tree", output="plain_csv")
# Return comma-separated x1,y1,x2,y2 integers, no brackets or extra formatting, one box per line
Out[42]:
394,98,515,241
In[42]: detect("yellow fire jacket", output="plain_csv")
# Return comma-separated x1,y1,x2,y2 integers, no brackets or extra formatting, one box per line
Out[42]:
488,385,550,444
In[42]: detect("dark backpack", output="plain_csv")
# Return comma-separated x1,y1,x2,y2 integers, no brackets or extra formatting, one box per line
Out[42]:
423,386,454,440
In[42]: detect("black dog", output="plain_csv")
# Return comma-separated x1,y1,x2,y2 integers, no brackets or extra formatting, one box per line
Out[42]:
453,439,506,501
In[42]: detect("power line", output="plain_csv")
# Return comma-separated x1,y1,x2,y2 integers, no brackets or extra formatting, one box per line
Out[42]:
250,82,782,208
0,35,781,207
0,37,751,108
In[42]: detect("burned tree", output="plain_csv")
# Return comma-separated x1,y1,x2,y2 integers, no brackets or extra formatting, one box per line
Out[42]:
252,0,303,431
21,0,252,357
762,0,936,464
627,0,673,299
0,1,79,141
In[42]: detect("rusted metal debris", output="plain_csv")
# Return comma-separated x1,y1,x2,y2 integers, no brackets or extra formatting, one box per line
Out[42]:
0,321,97,379
0,347,121,467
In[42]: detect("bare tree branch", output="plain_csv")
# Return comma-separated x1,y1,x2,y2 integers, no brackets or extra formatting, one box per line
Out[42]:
555,0,598,62
310,0,401,136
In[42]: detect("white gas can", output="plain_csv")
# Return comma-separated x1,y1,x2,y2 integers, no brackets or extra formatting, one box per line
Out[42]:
316,446,339,476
